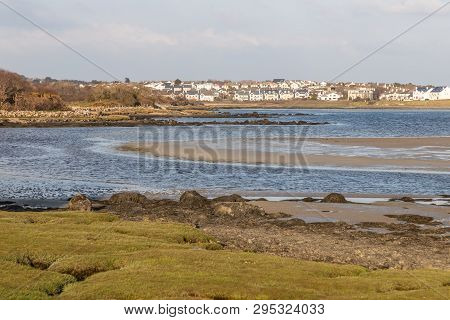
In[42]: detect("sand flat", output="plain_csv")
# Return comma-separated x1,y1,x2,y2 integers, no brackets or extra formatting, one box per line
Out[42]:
307,137,450,148
119,137,450,172
252,200,450,225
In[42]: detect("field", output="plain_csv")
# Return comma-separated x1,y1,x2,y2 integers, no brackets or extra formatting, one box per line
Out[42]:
0,211,448,300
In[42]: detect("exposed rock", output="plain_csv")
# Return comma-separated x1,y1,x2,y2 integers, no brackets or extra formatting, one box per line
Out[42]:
179,191,209,209
252,198,268,202
68,194,92,212
389,196,415,203
109,192,148,205
322,193,347,203
213,202,266,217
273,218,307,228
211,194,248,203
399,197,415,203
385,214,438,225
302,197,317,203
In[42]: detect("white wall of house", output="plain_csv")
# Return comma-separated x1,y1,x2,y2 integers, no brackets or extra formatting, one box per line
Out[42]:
319,92,342,101
279,91,294,100
263,91,279,101
234,92,250,101
199,94,214,102
294,91,310,99
249,91,263,101
438,87,450,100
412,87,433,100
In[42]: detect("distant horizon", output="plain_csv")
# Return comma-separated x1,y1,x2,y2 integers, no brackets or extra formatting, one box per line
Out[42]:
8,69,445,87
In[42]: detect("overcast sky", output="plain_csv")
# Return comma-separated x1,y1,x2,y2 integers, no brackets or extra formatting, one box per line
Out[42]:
0,0,449,84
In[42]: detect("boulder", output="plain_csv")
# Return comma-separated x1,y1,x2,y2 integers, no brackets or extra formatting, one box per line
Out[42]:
389,196,415,203
179,191,209,209
68,194,93,212
211,194,247,203
399,197,415,203
213,202,266,217
302,197,316,203
109,192,148,205
322,193,347,204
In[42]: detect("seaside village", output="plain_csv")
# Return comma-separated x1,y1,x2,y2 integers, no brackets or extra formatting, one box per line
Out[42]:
144,79,450,103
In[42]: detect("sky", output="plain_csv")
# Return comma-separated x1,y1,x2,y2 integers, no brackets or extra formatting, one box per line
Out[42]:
0,0,449,84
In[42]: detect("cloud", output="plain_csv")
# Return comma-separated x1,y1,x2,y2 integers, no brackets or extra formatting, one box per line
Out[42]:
0,23,345,54
359,0,449,14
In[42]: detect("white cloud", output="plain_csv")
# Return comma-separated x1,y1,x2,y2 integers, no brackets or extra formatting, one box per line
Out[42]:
0,23,345,54
359,0,448,14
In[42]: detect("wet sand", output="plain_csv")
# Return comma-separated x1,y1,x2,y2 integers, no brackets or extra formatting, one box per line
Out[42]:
308,137,450,149
252,200,450,225
119,136,450,172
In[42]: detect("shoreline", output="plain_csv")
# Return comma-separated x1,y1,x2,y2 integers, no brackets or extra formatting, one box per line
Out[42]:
2,190,448,271
1,104,449,128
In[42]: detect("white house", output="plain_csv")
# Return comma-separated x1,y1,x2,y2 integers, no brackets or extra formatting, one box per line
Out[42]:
294,89,310,100
173,85,183,93
429,86,450,100
199,90,215,102
289,82,301,90
249,90,264,101
145,82,166,91
279,89,294,100
412,87,433,101
263,90,279,101
347,88,375,101
380,92,412,101
234,91,250,101
318,92,342,101
278,82,290,89
182,84,193,92
185,90,200,101
195,82,214,90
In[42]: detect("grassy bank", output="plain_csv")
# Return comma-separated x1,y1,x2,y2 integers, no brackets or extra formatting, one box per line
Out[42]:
0,211,448,300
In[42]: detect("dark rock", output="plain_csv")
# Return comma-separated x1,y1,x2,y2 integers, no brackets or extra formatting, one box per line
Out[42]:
109,192,148,205
273,218,307,228
0,201,15,205
252,198,268,201
68,194,93,212
211,194,247,203
389,197,415,203
179,191,209,209
302,197,317,203
322,193,347,203
213,202,266,217
385,214,438,225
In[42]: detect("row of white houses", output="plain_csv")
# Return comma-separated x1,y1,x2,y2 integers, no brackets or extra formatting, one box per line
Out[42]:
412,87,450,101
380,86,450,101
233,89,310,101
184,90,216,102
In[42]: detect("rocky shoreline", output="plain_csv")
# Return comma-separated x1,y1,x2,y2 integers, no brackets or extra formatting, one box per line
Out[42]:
0,118,325,128
5,191,447,270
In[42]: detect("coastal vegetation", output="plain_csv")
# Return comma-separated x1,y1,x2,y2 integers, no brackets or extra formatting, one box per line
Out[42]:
0,70,65,111
0,210,448,300
0,69,178,112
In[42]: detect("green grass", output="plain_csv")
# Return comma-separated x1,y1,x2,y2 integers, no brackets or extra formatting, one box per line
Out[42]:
0,211,448,300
